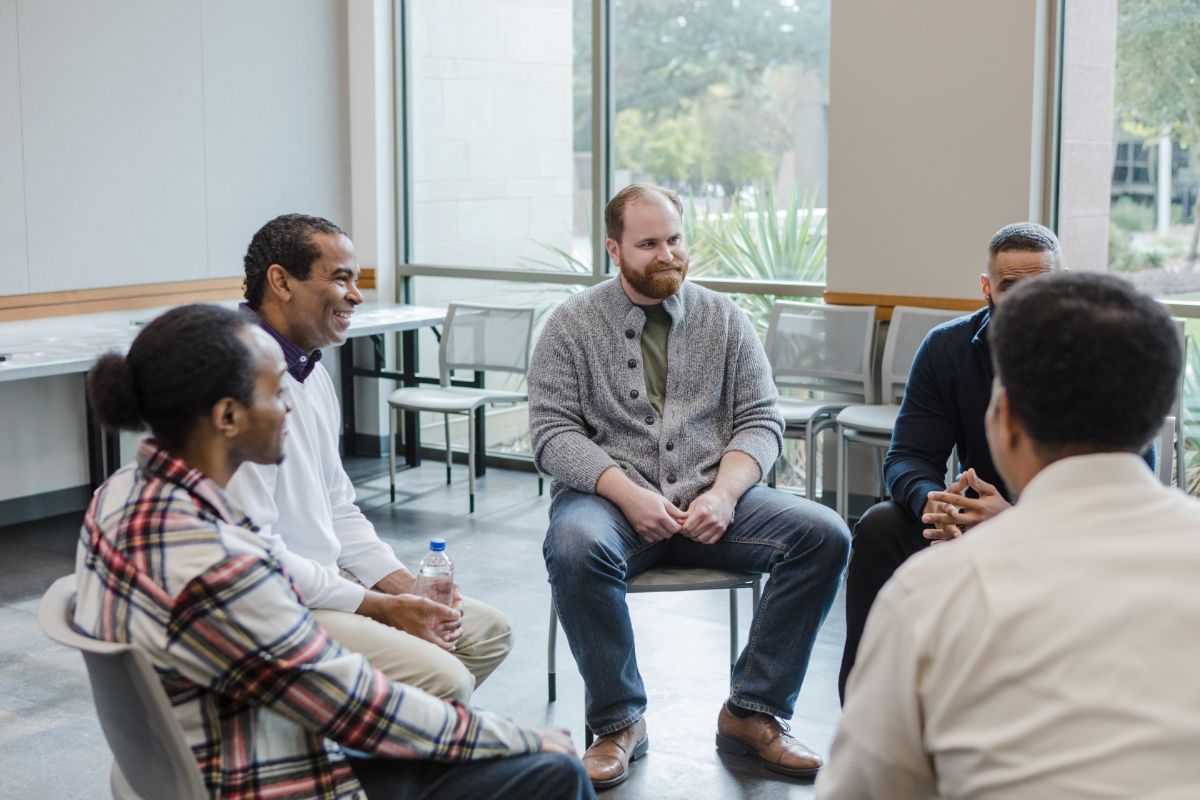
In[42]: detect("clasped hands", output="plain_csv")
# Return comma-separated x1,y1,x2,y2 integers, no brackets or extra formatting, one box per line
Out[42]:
359,569,464,651
921,468,1011,545
619,485,735,545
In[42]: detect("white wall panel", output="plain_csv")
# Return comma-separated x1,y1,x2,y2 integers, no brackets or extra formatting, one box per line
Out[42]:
18,0,208,292
201,0,350,278
0,0,28,295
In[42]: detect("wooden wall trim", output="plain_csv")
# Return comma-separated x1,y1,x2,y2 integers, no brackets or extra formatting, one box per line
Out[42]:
0,268,378,323
823,291,983,321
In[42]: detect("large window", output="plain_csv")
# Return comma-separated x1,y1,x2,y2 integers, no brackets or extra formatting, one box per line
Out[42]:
408,0,592,272
403,0,830,285
1060,0,1200,493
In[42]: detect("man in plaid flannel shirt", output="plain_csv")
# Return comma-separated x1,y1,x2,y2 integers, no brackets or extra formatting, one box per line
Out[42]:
72,304,591,799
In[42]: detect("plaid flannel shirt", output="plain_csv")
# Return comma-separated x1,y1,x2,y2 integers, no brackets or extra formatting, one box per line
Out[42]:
72,440,540,800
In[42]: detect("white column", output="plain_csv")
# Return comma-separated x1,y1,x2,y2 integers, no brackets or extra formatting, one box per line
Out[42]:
1157,132,1172,236
346,0,399,452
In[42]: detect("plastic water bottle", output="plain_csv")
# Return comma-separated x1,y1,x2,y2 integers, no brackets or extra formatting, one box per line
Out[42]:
413,539,454,606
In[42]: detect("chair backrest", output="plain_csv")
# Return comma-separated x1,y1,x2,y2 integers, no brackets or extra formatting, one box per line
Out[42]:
37,576,208,800
764,302,877,404
1157,416,1176,487
880,306,966,403
439,303,535,386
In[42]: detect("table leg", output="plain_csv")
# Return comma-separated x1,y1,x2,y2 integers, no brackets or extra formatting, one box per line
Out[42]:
84,389,105,492
340,342,357,457
402,330,421,467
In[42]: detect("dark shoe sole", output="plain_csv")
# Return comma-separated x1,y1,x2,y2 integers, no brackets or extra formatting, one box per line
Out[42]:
714,733,820,778
590,736,649,791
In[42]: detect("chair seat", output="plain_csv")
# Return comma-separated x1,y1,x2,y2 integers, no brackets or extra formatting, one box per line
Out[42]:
386,386,527,413
627,566,759,593
836,404,900,435
776,398,846,427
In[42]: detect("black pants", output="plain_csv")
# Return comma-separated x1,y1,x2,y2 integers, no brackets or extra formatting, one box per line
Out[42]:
837,500,930,702
347,752,595,800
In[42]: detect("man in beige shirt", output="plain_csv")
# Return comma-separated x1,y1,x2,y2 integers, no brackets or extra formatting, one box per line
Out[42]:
819,272,1200,798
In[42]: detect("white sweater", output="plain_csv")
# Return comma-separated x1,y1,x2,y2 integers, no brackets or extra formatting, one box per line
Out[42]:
227,362,405,612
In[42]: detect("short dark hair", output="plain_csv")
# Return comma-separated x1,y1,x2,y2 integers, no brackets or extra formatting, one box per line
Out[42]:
990,272,1180,459
242,213,347,309
988,222,1061,260
605,183,684,242
86,304,257,452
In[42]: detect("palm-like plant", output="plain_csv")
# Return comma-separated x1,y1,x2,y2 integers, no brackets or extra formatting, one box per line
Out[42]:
687,190,826,338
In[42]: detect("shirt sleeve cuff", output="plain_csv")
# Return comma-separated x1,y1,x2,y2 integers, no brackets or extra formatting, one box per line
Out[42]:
324,578,368,614
347,553,407,593
724,429,782,482
907,479,944,521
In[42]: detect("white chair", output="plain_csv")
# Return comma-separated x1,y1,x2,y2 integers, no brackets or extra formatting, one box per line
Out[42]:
834,306,964,521
763,302,878,500
547,566,761,745
387,303,536,513
37,575,207,800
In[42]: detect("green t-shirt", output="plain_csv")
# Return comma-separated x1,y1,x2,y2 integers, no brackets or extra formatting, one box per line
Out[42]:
637,303,672,415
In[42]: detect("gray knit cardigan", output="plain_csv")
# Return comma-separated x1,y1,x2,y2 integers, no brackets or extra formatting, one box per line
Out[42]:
528,277,784,508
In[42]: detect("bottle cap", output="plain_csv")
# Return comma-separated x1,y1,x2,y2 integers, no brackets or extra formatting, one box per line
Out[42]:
429,538,446,552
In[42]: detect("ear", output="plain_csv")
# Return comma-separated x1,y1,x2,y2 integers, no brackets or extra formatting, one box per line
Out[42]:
980,272,992,304
991,385,1023,449
210,397,241,440
265,264,293,303
605,238,620,266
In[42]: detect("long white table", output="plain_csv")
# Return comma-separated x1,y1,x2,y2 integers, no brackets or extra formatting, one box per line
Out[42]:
0,301,446,487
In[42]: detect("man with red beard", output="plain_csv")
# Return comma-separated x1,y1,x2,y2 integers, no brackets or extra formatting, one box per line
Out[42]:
529,184,850,789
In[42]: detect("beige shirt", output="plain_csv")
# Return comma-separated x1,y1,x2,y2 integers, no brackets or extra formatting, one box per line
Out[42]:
819,453,1200,799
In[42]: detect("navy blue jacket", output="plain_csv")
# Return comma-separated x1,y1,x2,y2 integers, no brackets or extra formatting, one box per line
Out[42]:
885,307,1002,521
885,306,1155,521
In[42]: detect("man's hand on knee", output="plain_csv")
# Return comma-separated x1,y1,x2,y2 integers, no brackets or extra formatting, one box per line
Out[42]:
679,489,735,544
620,488,686,542
597,467,684,542
357,591,464,650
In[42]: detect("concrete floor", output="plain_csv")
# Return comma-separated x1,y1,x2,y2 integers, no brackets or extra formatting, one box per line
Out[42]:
0,458,847,799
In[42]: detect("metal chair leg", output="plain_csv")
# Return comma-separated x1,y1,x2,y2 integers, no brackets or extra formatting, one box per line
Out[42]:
805,422,817,500
836,424,849,521
547,602,557,703
729,588,738,676
467,409,476,514
443,414,452,485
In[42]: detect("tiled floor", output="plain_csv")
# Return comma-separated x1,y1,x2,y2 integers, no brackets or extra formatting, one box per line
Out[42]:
0,458,846,799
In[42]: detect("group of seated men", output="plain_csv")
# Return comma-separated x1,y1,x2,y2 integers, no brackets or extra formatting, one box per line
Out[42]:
70,185,1200,799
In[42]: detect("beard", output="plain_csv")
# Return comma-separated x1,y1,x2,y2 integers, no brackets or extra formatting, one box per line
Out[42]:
618,255,689,300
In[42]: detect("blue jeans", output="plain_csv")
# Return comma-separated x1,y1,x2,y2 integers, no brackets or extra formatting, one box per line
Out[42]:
544,485,850,735
346,752,594,800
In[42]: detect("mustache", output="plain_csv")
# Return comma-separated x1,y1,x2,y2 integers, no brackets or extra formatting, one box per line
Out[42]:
651,259,687,273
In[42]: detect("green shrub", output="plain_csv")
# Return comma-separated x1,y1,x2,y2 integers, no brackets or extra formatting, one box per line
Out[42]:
1110,197,1154,233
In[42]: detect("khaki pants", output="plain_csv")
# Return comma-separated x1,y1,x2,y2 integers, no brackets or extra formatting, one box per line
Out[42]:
312,596,512,703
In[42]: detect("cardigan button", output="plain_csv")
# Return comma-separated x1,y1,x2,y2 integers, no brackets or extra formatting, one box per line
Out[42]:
672,496,682,506
667,474,677,484
630,389,639,399
628,359,637,368
665,441,674,451
625,329,635,339
644,415,654,425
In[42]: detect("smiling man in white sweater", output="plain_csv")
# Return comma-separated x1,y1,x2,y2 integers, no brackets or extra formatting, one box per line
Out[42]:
226,213,513,702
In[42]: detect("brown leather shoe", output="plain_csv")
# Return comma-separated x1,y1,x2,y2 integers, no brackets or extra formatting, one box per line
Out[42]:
581,718,648,790
715,705,822,778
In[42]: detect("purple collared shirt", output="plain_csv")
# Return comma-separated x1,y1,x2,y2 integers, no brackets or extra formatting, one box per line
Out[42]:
238,303,322,383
